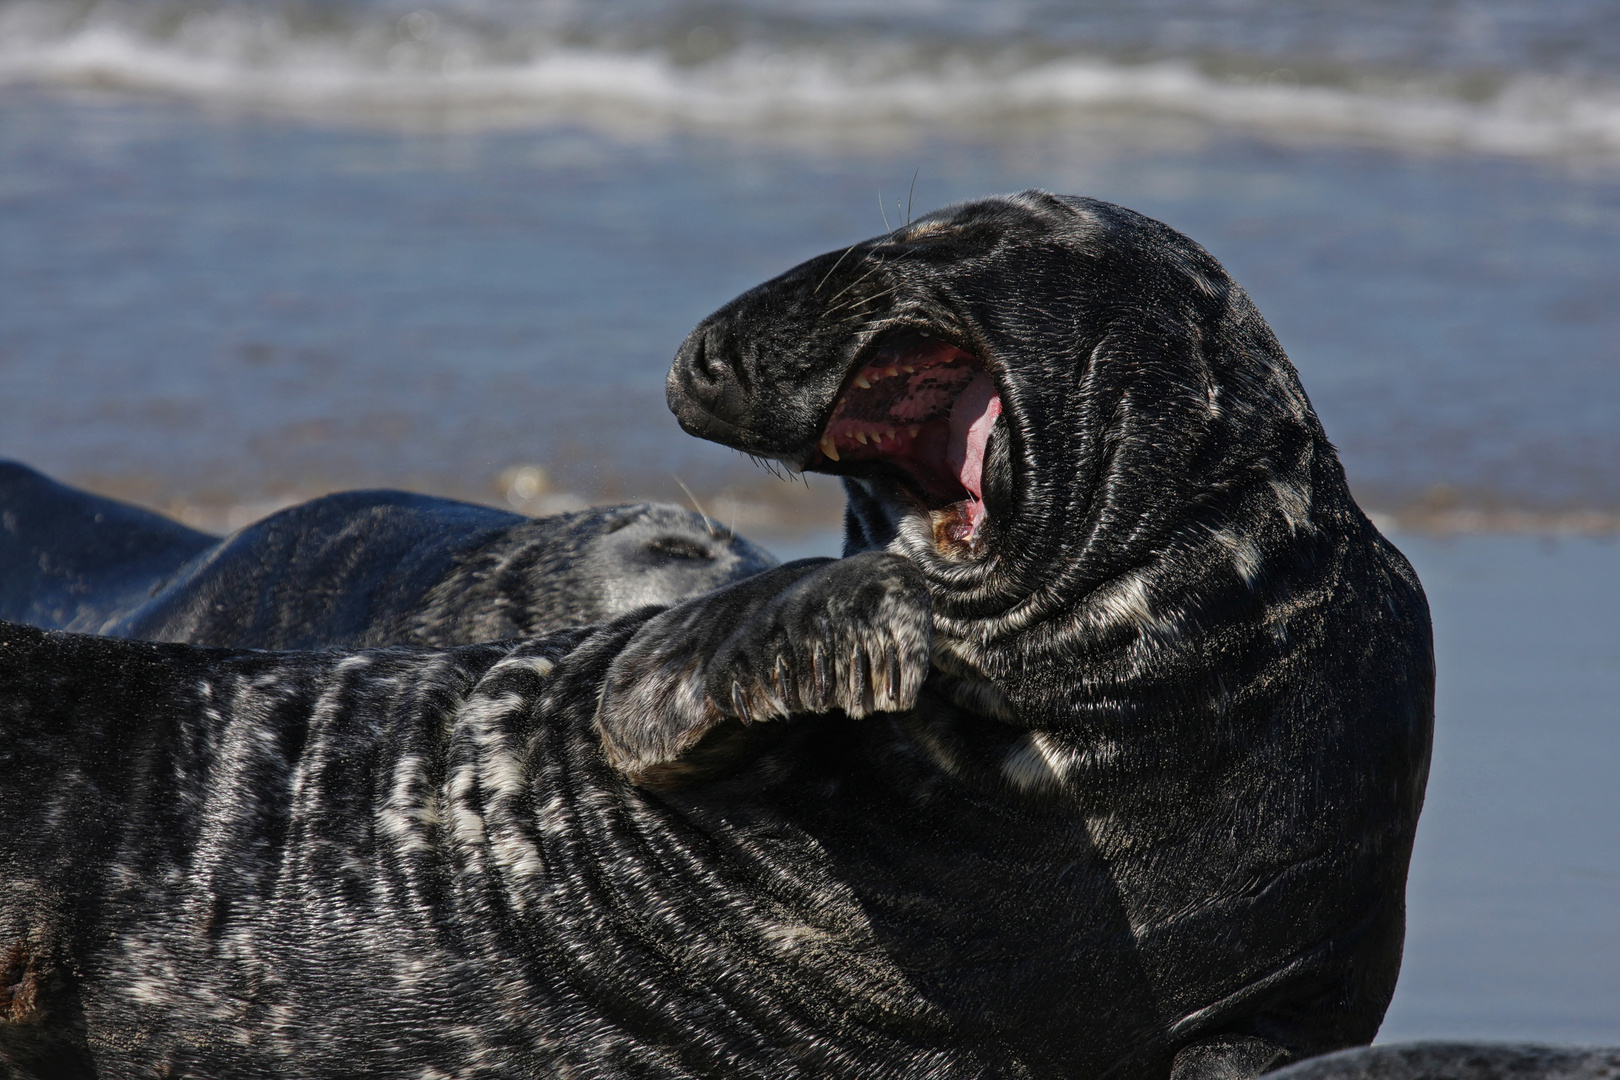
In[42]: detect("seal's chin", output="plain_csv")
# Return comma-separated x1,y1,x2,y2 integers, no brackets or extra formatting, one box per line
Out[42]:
806,335,1001,544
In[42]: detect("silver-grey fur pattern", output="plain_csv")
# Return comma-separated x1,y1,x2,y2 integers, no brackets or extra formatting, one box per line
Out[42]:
1265,1045,1620,1080
0,463,775,649
2,193,1436,1078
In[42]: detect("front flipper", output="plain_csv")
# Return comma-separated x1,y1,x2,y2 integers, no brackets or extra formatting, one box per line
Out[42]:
595,553,931,788
703,551,931,723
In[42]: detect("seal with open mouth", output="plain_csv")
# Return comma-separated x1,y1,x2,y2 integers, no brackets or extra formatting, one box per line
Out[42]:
0,192,1432,1080
635,190,1437,1071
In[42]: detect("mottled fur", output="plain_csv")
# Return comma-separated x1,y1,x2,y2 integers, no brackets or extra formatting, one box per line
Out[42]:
1265,1044,1620,1080
0,463,775,648
0,193,1433,1078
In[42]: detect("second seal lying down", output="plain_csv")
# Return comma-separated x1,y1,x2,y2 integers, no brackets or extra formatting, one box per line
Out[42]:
0,192,1433,1079
0,462,775,648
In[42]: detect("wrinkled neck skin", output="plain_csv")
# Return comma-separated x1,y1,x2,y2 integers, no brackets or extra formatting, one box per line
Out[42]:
668,191,1436,1069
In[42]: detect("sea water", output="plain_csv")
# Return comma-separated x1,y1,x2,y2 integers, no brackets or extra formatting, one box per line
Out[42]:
1387,533,1620,1043
1,0,1617,1043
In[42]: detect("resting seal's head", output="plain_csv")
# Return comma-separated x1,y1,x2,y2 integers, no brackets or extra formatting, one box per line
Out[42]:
551,501,780,621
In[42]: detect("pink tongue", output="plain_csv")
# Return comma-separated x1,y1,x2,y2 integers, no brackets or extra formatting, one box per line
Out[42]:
945,374,1001,533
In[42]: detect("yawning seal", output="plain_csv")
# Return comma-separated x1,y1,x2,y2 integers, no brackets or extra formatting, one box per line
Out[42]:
0,192,1433,1079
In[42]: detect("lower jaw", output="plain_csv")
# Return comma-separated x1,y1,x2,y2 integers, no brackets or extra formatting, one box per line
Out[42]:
856,477,986,558
929,501,986,556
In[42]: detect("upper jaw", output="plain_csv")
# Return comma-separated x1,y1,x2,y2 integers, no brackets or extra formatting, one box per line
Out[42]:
664,292,860,463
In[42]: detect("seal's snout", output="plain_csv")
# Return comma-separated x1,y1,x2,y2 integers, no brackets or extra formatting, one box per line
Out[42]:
668,320,750,445
667,309,840,462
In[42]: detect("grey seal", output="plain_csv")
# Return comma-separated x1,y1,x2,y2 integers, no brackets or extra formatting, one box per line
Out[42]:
0,461,776,648
0,192,1434,1078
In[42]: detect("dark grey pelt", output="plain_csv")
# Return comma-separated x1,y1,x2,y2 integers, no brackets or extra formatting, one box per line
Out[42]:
0,461,776,648
1,192,1435,1079
1264,1044,1620,1080
0,461,217,635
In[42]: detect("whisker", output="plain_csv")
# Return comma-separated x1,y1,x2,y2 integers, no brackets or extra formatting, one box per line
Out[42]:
821,258,885,308
744,452,785,482
814,243,862,295
878,187,891,232
839,284,898,307
826,285,899,320
671,474,719,537
906,169,919,225
827,281,900,309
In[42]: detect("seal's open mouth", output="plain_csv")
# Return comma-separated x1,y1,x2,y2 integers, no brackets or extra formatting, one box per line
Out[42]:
807,333,1001,543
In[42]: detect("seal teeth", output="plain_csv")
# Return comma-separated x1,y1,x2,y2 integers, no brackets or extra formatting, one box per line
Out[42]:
884,365,899,378
820,434,840,461
854,373,872,389
854,430,868,445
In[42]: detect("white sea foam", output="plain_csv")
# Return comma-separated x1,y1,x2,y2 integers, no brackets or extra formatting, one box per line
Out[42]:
3,3,1620,157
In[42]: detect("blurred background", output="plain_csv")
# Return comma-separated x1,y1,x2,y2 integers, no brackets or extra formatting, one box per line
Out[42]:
1,0,1617,1045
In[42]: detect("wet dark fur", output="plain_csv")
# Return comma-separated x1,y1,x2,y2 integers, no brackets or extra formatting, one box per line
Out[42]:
0,462,217,634
0,462,775,648
0,193,1433,1078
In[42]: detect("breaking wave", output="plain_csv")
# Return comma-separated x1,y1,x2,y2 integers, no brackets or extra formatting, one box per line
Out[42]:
4,0,1620,156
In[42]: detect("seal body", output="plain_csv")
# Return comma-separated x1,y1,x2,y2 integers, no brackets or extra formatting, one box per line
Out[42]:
657,190,1435,1078
0,463,776,648
0,193,1434,1079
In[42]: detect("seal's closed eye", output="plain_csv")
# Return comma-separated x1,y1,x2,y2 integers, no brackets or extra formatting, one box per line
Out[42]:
643,536,714,561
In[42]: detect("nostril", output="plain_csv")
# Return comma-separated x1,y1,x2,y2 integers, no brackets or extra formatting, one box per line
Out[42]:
675,325,726,393
683,332,710,381
668,317,751,441
672,322,746,408
696,326,752,398
700,329,732,382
